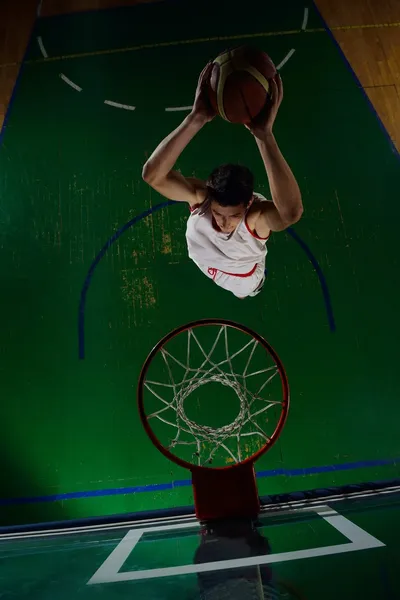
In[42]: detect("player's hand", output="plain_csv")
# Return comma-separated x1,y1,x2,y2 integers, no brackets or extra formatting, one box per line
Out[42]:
245,74,283,139
191,63,216,123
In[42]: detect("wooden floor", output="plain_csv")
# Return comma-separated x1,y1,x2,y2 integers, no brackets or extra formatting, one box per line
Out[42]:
318,0,400,150
0,0,399,148
0,0,37,128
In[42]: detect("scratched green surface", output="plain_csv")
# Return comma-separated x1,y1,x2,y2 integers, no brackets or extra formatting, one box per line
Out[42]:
0,0,399,526
0,493,398,598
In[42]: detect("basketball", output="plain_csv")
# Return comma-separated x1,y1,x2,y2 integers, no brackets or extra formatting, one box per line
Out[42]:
206,46,277,124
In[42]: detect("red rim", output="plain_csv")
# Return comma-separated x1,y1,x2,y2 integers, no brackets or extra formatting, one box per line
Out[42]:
137,318,289,473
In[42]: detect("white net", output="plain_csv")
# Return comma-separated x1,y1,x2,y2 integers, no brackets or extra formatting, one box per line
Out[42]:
142,323,287,468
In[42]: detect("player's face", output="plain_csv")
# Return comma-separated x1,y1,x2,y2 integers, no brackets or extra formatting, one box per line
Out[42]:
210,201,247,234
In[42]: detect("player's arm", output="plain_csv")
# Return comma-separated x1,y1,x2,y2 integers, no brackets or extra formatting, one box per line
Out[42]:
254,133,303,234
142,114,208,205
246,75,303,235
142,63,215,206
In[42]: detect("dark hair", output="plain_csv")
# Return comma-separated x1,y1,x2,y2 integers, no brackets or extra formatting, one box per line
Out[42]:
205,164,254,209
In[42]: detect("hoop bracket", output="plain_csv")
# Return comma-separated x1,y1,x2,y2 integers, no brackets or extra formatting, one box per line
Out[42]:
192,463,260,521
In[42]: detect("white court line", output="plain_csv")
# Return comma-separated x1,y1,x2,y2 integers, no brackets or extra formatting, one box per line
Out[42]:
37,36,48,59
59,74,82,92
302,7,309,30
276,48,296,70
2,484,399,542
37,0,43,17
87,505,385,584
165,106,193,112
0,512,198,542
90,529,144,579
0,514,198,542
104,100,136,111
261,484,400,514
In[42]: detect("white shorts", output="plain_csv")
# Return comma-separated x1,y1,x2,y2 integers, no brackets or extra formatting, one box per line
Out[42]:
194,260,266,299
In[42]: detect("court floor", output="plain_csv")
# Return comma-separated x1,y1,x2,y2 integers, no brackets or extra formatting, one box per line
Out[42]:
1,486,399,598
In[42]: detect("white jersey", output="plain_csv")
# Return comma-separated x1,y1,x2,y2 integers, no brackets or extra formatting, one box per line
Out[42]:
186,192,269,275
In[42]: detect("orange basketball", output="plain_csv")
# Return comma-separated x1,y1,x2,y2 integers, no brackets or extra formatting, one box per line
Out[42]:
207,46,277,124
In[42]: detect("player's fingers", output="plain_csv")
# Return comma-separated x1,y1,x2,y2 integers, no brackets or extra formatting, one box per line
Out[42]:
200,61,212,83
197,64,207,86
272,78,282,106
250,101,269,128
269,78,278,103
199,63,208,77
275,73,283,101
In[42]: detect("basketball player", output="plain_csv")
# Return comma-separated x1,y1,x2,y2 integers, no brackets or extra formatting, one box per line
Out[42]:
142,64,303,298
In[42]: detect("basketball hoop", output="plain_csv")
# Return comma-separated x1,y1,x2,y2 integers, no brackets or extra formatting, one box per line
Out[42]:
137,319,289,521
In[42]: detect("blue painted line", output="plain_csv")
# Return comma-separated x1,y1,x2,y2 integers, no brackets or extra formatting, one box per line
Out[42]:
1,478,399,535
257,457,399,478
0,481,185,506
312,1,399,161
287,227,336,332
78,200,175,359
1,457,398,507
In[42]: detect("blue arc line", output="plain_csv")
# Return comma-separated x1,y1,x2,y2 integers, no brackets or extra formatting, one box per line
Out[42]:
79,204,335,359
78,200,175,359
287,227,336,332
0,457,398,506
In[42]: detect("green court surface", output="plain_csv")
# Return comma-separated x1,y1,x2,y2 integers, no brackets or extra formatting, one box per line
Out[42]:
1,0,400,531
1,488,399,598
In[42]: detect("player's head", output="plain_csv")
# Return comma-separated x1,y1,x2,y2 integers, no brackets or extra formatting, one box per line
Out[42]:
205,164,254,233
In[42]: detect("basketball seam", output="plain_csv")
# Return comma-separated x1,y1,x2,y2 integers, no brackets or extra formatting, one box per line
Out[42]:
226,48,269,123
238,79,261,124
